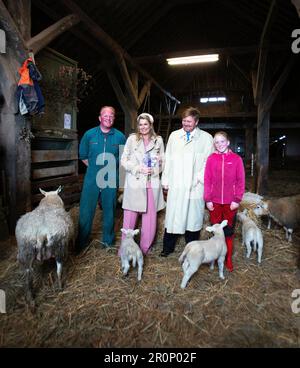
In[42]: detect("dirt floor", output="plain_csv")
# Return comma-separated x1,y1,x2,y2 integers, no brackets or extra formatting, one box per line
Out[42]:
0,168,300,347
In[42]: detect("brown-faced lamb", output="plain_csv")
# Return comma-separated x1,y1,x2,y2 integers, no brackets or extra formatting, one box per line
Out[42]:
253,194,300,242
15,186,74,306
119,228,144,281
178,220,228,289
237,210,263,263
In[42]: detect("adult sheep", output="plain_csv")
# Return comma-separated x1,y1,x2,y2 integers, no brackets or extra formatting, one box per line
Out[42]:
15,186,74,306
253,194,300,242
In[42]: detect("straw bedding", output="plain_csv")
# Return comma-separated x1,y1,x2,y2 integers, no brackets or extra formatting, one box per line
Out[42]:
0,169,299,347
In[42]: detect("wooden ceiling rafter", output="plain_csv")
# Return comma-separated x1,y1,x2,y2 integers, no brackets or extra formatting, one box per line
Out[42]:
60,0,180,105
27,14,80,54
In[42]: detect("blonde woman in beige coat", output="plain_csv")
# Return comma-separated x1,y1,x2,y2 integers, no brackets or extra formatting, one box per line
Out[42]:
121,113,165,254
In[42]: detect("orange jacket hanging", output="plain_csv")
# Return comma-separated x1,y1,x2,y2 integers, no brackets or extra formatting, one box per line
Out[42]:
18,58,34,86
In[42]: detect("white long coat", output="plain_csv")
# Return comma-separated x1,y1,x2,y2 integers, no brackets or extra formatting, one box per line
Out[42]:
161,128,214,233
121,134,165,213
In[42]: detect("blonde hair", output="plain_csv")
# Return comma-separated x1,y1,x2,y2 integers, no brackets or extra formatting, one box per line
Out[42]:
135,113,157,140
214,131,230,142
99,106,115,115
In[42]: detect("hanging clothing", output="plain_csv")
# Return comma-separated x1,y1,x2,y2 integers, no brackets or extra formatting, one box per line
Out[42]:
17,57,45,115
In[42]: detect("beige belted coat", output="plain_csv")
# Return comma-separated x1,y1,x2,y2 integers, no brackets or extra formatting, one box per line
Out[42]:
121,134,165,213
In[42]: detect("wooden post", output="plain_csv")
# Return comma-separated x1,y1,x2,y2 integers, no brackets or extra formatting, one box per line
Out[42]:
245,123,254,169
256,107,270,195
0,0,80,230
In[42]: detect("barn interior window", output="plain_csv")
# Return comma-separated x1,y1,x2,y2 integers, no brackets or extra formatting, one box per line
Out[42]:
200,96,227,103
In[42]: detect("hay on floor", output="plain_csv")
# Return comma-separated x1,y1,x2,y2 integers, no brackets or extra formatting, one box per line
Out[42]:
0,169,300,347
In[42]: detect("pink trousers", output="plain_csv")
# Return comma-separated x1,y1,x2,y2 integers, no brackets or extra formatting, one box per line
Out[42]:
121,186,157,255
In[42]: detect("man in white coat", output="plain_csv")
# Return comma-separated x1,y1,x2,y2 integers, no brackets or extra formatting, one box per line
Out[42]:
160,107,214,256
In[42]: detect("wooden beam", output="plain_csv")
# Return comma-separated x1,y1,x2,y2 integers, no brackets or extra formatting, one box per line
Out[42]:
116,56,139,109
33,0,104,54
230,57,251,84
0,0,27,62
125,3,173,50
255,48,268,105
255,0,277,104
134,45,288,64
31,174,78,191
259,0,277,47
32,164,76,179
106,67,128,113
60,0,180,104
139,80,152,106
262,56,298,114
0,0,31,229
251,69,258,102
292,0,300,17
31,149,78,163
26,14,80,54
7,0,31,41
130,69,138,94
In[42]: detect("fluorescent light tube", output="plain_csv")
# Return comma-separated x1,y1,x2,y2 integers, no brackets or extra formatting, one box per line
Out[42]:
167,54,219,65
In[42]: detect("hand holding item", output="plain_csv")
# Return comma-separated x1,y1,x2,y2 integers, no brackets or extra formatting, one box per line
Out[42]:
206,202,214,211
140,166,153,175
230,201,239,210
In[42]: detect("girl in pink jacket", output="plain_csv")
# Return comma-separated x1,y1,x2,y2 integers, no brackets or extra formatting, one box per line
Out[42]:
204,131,245,272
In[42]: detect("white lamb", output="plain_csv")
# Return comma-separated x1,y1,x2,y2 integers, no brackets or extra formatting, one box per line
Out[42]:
178,220,228,289
119,228,144,281
237,210,263,263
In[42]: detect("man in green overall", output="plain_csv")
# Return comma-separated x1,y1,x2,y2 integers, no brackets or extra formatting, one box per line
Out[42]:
76,106,126,253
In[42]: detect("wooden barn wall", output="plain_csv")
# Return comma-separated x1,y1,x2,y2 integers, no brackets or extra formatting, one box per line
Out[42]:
31,48,80,208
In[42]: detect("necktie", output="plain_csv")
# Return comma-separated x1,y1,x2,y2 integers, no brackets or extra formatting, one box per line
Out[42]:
186,132,190,142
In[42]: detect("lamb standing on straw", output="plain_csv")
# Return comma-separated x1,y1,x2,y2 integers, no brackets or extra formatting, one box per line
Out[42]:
119,228,144,281
179,220,228,289
237,209,263,263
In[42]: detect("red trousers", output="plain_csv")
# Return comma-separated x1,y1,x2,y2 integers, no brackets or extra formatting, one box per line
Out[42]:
209,203,237,271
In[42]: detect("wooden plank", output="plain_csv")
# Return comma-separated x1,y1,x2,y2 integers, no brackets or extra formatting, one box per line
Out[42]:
255,0,277,104
292,0,300,17
116,56,139,109
32,192,81,206
31,174,79,191
32,150,78,163
32,182,80,201
7,0,31,41
26,14,80,54
32,165,76,179
32,128,78,140
263,56,297,114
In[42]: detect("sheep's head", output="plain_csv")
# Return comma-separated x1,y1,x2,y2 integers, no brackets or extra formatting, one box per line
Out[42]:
237,209,248,222
39,186,64,207
206,220,228,234
253,201,268,217
121,228,139,238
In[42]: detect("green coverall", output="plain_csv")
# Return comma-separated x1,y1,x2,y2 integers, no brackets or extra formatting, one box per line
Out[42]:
78,126,126,250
